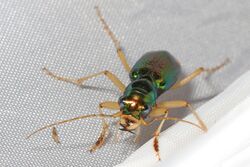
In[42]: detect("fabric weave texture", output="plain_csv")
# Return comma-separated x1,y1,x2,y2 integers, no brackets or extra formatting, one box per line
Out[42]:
0,0,249,166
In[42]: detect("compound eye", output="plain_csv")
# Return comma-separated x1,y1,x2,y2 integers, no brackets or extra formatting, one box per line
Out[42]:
118,96,126,108
118,96,125,104
119,102,125,110
131,71,139,80
159,81,166,88
156,79,166,89
140,105,152,118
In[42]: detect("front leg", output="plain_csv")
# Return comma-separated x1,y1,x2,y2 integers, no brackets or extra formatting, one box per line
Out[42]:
90,101,120,152
147,103,207,160
152,111,168,161
158,100,207,131
89,110,109,153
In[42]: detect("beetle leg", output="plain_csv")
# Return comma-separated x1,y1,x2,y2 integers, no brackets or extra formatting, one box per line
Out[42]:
51,127,60,144
89,107,109,152
171,58,230,90
26,110,121,140
95,6,131,73
43,68,125,92
140,109,169,160
155,116,204,131
90,101,120,152
149,107,168,117
158,100,207,132
152,111,168,161
143,102,207,161
114,120,121,143
99,101,120,110
89,119,109,153
27,101,120,147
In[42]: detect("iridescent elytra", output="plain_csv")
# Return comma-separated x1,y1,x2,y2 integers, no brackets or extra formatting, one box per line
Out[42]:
26,6,229,160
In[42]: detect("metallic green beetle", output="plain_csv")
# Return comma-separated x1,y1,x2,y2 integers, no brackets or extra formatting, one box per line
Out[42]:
27,6,228,160
119,51,181,120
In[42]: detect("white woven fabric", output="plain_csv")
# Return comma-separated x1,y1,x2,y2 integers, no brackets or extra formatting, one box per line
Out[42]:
0,0,249,166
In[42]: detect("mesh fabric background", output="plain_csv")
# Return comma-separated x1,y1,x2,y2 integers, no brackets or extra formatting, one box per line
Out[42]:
0,0,249,166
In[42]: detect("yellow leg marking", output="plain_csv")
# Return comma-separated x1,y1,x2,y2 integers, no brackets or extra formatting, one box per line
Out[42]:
158,100,207,132
171,58,230,90
95,6,131,72
43,68,125,92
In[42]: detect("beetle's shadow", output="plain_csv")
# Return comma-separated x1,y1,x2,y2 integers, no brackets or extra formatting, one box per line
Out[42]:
78,84,121,96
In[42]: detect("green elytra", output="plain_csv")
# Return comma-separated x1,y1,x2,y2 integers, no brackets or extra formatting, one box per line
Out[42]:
118,51,181,119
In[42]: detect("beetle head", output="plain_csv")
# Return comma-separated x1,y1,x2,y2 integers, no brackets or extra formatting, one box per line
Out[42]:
118,94,152,132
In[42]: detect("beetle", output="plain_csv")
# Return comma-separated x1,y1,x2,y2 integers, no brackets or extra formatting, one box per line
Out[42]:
26,6,229,160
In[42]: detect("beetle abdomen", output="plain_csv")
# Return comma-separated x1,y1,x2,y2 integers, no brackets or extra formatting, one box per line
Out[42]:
130,51,181,95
